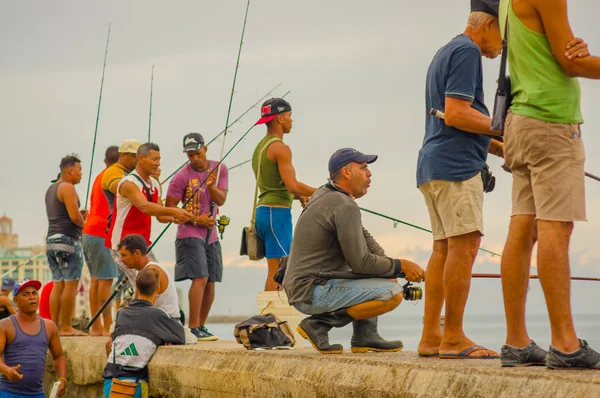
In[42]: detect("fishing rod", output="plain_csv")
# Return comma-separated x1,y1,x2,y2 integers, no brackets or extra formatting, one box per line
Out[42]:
229,159,251,171
84,23,112,210
87,105,278,329
472,273,600,282
359,207,501,257
430,108,600,181
206,0,252,244
159,83,282,186
148,65,154,141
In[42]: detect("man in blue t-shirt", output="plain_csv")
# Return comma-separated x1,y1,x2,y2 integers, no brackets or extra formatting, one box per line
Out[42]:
416,0,504,359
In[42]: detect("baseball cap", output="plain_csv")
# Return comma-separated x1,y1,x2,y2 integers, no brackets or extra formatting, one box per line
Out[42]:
13,279,42,296
119,139,142,154
1,278,15,291
328,148,378,175
182,133,205,152
471,0,499,17
255,98,292,125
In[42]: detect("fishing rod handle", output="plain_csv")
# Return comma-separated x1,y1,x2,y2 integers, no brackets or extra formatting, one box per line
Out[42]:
86,275,128,330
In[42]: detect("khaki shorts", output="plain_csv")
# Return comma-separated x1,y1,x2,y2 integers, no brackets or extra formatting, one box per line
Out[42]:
419,173,484,240
504,112,586,222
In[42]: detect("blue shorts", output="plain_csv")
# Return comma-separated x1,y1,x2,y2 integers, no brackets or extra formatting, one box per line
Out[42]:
103,378,148,398
0,390,44,398
46,234,83,282
255,206,292,259
83,234,117,279
293,278,403,315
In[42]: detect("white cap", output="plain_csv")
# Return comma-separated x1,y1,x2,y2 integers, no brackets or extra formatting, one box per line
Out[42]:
119,139,142,154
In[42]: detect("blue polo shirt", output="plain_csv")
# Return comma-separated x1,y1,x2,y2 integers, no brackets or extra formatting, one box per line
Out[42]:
416,34,491,187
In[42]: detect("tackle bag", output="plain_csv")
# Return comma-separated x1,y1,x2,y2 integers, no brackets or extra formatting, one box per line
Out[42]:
240,137,280,261
234,313,296,350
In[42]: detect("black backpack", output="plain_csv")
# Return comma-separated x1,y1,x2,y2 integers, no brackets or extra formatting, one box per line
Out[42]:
233,313,296,350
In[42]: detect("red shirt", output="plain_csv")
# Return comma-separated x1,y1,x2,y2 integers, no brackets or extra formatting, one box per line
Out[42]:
38,281,53,320
83,169,110,238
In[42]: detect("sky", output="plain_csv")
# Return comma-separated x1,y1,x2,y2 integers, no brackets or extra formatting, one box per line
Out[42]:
1,0,600,318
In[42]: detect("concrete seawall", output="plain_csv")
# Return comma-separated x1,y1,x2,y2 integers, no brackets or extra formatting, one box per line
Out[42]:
45,337,600,397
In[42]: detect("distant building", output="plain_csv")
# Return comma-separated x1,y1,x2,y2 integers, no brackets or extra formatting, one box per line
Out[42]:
0,215,18,249
0,246,51,284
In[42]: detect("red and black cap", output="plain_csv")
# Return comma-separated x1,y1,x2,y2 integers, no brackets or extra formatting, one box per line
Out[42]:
255,98,292,125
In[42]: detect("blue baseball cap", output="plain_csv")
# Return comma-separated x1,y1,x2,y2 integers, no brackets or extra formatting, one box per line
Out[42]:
1,278,15,291
13,279,41,297
328,148,378,175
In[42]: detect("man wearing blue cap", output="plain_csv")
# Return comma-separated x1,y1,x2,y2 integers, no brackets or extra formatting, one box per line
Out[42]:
283,149,425,354
0,279,15,320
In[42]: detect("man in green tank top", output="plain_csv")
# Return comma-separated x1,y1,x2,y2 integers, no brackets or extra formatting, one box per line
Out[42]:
499,0,600,369
252,98,317,291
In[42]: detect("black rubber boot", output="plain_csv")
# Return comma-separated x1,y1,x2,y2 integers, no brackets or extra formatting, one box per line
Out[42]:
350,317,403,353
297,309,354,354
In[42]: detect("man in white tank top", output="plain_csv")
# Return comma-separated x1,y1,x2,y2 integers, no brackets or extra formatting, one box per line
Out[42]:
116,234,180,319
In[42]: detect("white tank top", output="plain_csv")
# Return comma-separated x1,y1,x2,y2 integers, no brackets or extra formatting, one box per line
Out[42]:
143,261,180,319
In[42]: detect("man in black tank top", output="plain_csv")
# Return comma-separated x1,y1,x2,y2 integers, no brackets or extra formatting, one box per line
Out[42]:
44,154,88,337
0,278,16,320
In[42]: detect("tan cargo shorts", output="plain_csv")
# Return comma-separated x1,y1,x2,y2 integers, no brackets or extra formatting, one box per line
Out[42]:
418,173,484,240
504,112,586,222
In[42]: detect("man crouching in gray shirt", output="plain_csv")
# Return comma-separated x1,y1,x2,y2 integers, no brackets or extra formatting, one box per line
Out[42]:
283,148,425,354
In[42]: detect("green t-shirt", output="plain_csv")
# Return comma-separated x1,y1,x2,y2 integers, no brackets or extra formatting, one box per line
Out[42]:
500,0,583,123
252,136,294,207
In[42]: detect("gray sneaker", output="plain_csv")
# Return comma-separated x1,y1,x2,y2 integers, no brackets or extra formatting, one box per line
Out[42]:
501,340,547,367
198,326,219,341
546,339,600,370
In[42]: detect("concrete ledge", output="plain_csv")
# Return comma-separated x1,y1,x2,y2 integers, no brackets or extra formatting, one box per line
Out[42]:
45,337,600,397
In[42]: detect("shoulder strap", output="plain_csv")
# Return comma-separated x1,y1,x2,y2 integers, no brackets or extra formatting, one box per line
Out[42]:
251,138,281,225
130,173,152,202
498,1,510,92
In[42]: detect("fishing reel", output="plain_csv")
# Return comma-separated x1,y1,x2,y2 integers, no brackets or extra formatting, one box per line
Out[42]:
402,281,423,301
217,215,230,239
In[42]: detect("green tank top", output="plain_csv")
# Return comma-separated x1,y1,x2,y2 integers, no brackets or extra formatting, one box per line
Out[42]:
500,0,583,123
252,136,294,207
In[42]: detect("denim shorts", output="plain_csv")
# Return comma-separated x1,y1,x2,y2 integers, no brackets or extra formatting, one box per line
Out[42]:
83,234,117,279
293,278,403,315
255,206,292,259
175,238,223,282
46,234,83,282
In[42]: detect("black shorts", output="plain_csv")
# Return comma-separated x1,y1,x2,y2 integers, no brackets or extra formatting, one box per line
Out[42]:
175,238,223,283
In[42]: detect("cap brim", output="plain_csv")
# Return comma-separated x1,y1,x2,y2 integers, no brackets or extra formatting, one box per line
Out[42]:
255,115,277,125
183,144,203,152
16,280,41,295
358,154,378,164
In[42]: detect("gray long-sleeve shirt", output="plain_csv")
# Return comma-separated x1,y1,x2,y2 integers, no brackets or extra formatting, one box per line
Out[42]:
283,183,399,305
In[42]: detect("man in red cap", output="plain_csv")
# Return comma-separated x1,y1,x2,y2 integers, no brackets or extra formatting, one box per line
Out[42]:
0,279,68,397
251,98,316,291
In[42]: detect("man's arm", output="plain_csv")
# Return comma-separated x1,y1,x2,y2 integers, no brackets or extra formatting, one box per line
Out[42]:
335,204,396,276
46,320,67,396
0,319,23,383
444,98,500,136
488,139,504,158
153,312,186,345
534,0,600,78
57,183,85,228
120,181,191,224
269,142,316,198
206,166,228,207
363,228,385,256
0,297,15,315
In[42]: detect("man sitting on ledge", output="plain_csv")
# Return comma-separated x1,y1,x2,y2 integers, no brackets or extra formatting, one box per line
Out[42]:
283,148,425,354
